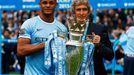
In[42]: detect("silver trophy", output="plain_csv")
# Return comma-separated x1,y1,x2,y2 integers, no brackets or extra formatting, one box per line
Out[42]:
66,16,88,46
66,16,93,75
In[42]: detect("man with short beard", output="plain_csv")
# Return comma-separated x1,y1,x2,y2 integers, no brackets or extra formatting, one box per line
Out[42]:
17,0,68,74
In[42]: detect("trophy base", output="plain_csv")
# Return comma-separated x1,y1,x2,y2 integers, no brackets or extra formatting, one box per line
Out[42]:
66,40,83,46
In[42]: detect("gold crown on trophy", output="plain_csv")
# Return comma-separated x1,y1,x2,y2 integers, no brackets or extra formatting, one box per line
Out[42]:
67,16,88,33
66,15,89,46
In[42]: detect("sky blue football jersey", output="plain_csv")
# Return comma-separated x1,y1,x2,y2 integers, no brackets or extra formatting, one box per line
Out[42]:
125,26,134,55
19,16,68,75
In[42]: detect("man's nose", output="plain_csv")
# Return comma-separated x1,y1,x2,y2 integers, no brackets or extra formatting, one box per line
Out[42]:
80,10,84,15
46,3,50,7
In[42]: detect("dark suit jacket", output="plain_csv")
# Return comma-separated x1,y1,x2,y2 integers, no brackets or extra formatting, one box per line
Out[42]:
87,23,114,75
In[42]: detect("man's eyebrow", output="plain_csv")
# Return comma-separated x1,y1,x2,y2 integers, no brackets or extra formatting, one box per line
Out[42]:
76,7,88,9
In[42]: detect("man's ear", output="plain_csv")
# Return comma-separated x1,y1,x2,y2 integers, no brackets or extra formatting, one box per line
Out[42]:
56,2,58,6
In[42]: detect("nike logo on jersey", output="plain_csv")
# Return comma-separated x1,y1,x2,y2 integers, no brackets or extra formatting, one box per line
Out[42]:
37,28,43,31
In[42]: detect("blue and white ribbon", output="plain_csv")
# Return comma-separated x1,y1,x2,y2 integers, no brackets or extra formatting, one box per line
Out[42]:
78,42,94,75
80,19,95,75
82,20,89,41
44,30,67,75
86,43,95,75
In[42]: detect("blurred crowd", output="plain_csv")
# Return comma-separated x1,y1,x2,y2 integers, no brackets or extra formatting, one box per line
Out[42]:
1,9,134,74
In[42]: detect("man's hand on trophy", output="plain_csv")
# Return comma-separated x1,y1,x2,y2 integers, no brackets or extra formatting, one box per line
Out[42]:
92,32,101,46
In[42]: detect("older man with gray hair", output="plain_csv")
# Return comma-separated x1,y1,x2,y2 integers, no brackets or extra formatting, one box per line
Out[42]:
69,0,114,75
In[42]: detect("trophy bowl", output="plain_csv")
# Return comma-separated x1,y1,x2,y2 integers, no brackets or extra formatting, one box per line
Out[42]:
65,17,91,75
66,32,83,46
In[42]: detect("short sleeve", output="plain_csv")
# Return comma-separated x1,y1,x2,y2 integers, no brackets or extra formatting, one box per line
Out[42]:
126,27,134,38
18,19,32,39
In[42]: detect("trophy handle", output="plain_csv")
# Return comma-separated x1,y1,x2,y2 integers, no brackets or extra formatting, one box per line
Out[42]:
86,35,93,43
